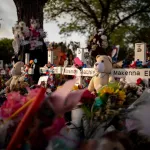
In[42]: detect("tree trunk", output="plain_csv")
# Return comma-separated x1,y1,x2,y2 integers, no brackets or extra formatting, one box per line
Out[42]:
13,0,48,28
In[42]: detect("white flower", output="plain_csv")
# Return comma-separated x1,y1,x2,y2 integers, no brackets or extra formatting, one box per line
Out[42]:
101,35,107,40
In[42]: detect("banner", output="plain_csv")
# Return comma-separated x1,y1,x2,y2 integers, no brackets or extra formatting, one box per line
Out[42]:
112,69,150,78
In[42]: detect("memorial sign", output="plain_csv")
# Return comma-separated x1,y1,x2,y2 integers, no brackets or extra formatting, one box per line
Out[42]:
54,67,62,74
64,67,80,76
135,43,146,62
112,69,150,78
40,67,61,74
112,69,150,85
81,68,95,76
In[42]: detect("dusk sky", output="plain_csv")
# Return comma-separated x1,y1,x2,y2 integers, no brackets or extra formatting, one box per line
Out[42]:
0,0,87,47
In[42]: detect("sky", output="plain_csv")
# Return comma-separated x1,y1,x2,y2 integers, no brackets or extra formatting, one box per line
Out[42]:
0,0,87,47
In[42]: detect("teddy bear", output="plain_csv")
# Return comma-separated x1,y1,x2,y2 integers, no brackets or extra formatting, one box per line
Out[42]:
5,61,25,91
88,55,115,93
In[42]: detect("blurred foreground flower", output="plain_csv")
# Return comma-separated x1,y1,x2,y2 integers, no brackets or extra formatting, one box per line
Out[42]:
0,88,41,119
130,103,150,137
49,78,86,114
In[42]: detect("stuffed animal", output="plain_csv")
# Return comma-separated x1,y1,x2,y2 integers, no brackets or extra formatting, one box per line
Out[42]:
18,21,30,38
5,61,25,91
88,55,115,93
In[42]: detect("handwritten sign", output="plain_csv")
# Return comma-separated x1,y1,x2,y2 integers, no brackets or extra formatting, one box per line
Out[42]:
135,43,146,62
40,67,62,74
54,67,62,74
81,68,95,76
40,67,95,76
64,67,79,76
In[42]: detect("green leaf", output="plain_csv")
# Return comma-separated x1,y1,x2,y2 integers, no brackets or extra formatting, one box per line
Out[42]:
81,105,91,119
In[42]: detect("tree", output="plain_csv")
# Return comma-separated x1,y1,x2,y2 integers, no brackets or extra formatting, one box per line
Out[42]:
0,38,14,64
13,0,48,28
45,0,150,37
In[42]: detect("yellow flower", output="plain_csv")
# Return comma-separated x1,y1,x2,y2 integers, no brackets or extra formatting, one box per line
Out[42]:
58,85,79,91
57,86,62,90
72,85,79,91
118,91,126,101
115,89,119,94
100,87,114,96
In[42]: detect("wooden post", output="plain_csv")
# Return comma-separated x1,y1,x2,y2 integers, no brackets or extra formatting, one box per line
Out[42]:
48,50,53,64
25,53,30,65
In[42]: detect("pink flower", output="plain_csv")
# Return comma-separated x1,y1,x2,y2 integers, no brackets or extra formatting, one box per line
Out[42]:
74,57,83,67
49,78,86,114
27,88,41,100
0,92,27,118
136,78,143,85
80,89,96,104
0,88,41,119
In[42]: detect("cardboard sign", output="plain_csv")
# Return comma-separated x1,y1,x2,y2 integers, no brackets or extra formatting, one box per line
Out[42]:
135,43,146,62
38,76,49,86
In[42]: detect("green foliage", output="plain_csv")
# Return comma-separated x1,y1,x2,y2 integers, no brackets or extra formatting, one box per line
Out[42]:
81,104,91,119
45,0,150,54
0,38,14,64
45,0,150,35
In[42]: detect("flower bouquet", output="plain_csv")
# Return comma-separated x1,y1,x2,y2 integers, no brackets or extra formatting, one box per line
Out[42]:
0,79,87,150
80,82,129,138
82,82,126,120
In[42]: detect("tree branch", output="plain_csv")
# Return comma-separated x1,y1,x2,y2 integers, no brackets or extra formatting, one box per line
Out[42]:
109,5,150,34
79,0,101,28
99,0,112,27
48,6,94,21
98,0,105,9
